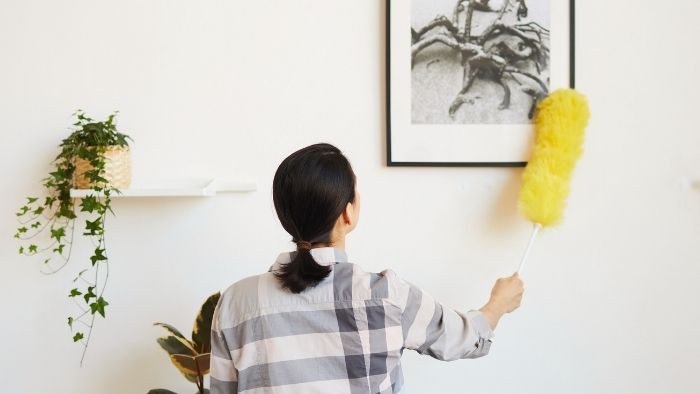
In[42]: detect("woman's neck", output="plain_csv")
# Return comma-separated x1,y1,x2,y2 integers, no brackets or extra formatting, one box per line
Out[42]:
326,235,346,251
331,240,345,251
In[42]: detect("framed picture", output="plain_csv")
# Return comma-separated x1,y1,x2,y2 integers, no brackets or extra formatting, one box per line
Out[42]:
386,0,575,167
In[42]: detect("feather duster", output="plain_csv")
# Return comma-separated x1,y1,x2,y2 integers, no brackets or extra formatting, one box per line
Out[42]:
517,89,590,273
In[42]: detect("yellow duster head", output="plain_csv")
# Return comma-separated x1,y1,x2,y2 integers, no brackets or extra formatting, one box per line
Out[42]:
519,89,590,227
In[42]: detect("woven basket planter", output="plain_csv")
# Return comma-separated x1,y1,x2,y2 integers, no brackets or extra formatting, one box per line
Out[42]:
73,146,131,189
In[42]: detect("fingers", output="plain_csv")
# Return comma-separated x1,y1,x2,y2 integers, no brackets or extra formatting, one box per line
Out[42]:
510,272,524,286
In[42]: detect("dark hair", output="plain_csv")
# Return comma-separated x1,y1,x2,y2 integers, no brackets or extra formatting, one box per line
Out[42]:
272,143,356,293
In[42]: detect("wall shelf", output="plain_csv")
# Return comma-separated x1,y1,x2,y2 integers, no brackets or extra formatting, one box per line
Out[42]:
69,178,256,198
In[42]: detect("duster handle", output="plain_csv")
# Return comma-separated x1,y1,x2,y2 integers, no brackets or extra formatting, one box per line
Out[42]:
517,223,542,274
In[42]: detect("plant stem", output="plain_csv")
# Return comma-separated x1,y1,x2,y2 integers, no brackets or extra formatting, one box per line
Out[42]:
195,357,205,394
79,209,108,367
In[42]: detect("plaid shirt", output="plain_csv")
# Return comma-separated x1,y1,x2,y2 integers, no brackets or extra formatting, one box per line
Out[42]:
210,247,495,393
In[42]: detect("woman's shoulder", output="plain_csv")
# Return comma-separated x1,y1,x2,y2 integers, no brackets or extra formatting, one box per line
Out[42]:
215,271,279,325
339,263,413,305
352,263,409,286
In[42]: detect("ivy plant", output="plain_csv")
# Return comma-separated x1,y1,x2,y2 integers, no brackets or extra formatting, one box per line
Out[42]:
150,292,221,394
14,110,131,364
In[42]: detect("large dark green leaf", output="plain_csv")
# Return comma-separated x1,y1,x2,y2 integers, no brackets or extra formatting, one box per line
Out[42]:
191,292,221,353
154,322,188,341
156,335,197,383
156,335,196,357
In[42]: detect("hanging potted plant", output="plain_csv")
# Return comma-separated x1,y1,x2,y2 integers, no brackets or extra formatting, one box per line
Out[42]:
14,110,132,364
150,292,221,394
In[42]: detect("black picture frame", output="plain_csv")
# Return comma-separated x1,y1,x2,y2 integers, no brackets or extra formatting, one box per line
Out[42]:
386,0,576,167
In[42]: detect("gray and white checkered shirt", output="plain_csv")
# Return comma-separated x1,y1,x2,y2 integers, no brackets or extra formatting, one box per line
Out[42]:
210,247,495,393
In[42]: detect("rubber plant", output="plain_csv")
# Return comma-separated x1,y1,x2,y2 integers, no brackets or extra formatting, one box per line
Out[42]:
150,292,221,394
14,110,131,364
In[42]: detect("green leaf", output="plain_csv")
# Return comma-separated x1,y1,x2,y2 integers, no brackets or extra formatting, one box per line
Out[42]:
53,244,65,254
83,286,96,303
18,246,24,254
49,168,68,181
83,218,103,236
31,221,41,229
28,244,38,254
69,288,82,297
16,206,29,216
84,169,108,185
58,205,77,220
44,196,56,207
32,206,45,215
156,336,196,358
90,296,109,318
17,227,28,234
73,332,84,342
80,195,100,213
154,323,188,341
67,317,74,328
26,197,38,204
51,227,66,242
90,247,107,265
155,336,198,383
77,146,96,160
192,292,221,353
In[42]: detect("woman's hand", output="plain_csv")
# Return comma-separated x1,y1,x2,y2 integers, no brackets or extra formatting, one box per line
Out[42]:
478,272,524,330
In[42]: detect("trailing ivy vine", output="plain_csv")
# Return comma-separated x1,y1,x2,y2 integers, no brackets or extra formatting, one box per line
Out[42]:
14,110,131,365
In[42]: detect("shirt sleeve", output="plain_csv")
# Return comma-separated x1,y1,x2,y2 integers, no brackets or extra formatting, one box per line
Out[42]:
210,298,239,393
385,269,495,361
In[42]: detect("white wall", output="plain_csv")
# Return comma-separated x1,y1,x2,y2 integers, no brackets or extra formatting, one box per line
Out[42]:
1,1,699,393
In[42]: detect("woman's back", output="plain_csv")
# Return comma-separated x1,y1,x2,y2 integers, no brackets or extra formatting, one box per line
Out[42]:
210,247,495,394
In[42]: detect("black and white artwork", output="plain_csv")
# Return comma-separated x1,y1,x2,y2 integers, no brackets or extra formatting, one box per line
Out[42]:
387,0,574,166
412,0,550,124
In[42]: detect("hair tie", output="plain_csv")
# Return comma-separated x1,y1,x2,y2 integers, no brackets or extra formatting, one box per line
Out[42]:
296,240,312,250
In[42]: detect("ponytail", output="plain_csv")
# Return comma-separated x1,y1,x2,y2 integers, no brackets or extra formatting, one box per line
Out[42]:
272,143,356,293
275,243,332,293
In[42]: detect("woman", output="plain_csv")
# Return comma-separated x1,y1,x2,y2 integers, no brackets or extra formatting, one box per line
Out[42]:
210,143,524,393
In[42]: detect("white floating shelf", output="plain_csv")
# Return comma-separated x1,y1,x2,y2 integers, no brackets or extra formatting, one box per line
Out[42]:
70,178,256,198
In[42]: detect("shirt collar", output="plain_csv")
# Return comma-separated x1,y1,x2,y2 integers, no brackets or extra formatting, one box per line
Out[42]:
271,246,348,271
309,246,348,266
